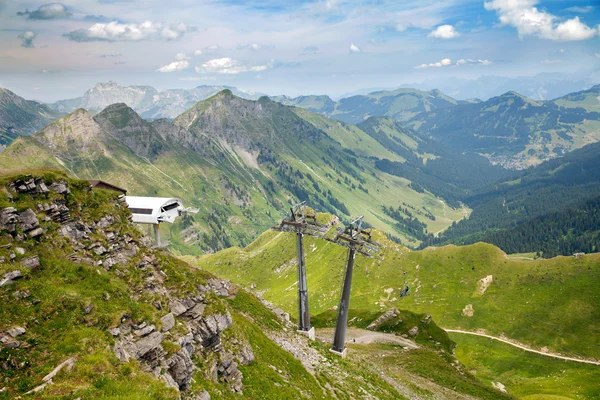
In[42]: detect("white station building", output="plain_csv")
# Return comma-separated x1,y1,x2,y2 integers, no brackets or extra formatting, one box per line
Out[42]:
125,196,195,246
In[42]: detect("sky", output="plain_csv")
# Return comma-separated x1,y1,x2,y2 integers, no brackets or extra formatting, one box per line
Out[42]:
0,0,599,102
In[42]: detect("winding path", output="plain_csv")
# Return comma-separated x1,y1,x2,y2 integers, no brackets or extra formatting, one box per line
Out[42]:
445,329,600,366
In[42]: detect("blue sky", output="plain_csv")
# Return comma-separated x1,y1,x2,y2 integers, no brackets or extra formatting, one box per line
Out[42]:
0,0,599,101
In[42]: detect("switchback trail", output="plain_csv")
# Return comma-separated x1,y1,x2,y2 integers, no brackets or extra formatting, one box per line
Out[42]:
445,329,600,365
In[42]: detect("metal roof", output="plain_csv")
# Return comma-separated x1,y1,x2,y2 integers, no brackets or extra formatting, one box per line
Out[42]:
125,196,181,210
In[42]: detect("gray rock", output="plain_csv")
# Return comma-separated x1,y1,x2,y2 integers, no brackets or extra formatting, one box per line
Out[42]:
84,304,94,314
237,343,255,365
17,209,39,232
195,390,211,400
15,247,25,255
0,279,13,287
169,300,188,316
135,325,156,337
160,313,175,332
161,373,179,391
7,327,26,338
167,349,195,390
20,256,40,270
408,326,419,337
134,331,164,360
184,303,205,320
13,290,30,299
193,312,232,350
28,228,43,238
3,270,22,281
113,341,131,362
179,333,194,356
108,327,120,336
49,182,69,194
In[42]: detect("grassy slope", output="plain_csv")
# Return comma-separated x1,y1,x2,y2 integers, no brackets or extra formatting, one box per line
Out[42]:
191,228,600,361
0,171,510,400
451,333,600,400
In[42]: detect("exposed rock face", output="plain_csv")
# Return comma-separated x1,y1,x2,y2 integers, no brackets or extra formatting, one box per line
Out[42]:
192,312,233,351
17,209,39,232
161,313,175,332
167,350,195,390
367,308,400,331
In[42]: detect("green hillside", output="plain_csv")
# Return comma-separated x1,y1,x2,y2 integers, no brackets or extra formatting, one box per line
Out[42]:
0,88,62,146
274,88,460,124
0,91,469,252
0,171,512,399
191,226,600,357
427,141,600,256
191,225,600,397
409,88,600,169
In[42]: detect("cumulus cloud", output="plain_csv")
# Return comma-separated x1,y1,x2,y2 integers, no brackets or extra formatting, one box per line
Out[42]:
428,25,460,39
17,3,72,19
157,53,190,72
416,58,492,69
64,21,195,42
196,57,274,74
485,0,599,41
18,31,37,48
349,43,362,53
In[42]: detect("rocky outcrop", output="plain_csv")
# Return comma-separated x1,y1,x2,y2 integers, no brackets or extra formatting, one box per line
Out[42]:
367,308,400,330
0,176,255,398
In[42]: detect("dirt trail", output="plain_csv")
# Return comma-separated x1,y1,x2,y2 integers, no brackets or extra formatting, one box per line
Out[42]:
315,328,419,349
445,329,600,365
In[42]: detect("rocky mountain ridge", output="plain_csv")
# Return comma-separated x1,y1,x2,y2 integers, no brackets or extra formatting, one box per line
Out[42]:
51,82,266,120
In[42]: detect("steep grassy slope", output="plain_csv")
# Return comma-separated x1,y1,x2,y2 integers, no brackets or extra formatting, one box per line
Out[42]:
192,227,600,361
0,171,511,399
0,88,62,146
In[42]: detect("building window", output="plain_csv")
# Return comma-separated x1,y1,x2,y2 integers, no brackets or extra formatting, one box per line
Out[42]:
130,208,153,215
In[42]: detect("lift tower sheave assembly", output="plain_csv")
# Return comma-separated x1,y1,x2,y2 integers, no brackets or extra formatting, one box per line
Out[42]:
272,202,328,339
326,216,380,357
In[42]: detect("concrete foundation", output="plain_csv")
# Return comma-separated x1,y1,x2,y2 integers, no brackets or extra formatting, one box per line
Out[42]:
329,347,347,358
297,326,315,340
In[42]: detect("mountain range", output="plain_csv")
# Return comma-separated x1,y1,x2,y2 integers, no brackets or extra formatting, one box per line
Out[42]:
2,90,489,252
274,85,600,169
0,88,62,147
50,81,266,120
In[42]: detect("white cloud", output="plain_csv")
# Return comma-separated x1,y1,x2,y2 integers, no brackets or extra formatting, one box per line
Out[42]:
157,60,189,72
157,53,190,72
595,53,600,58
349,42,362,53
541,59,561,64
416,58,492,69
485,0,599,41
196,57,274,74
565,6,594,14
203,45,221,53
428,25,459,39
64,21,195,42
194,50,203,56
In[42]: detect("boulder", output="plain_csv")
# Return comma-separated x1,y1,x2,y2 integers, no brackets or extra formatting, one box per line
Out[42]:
167,350,195,390
134,331,164,361
20,256,40,270
28,228,43,238
160,313,175,332
408,326,419,337
7,327,26,338
161,373,179,391
17,209,39,232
